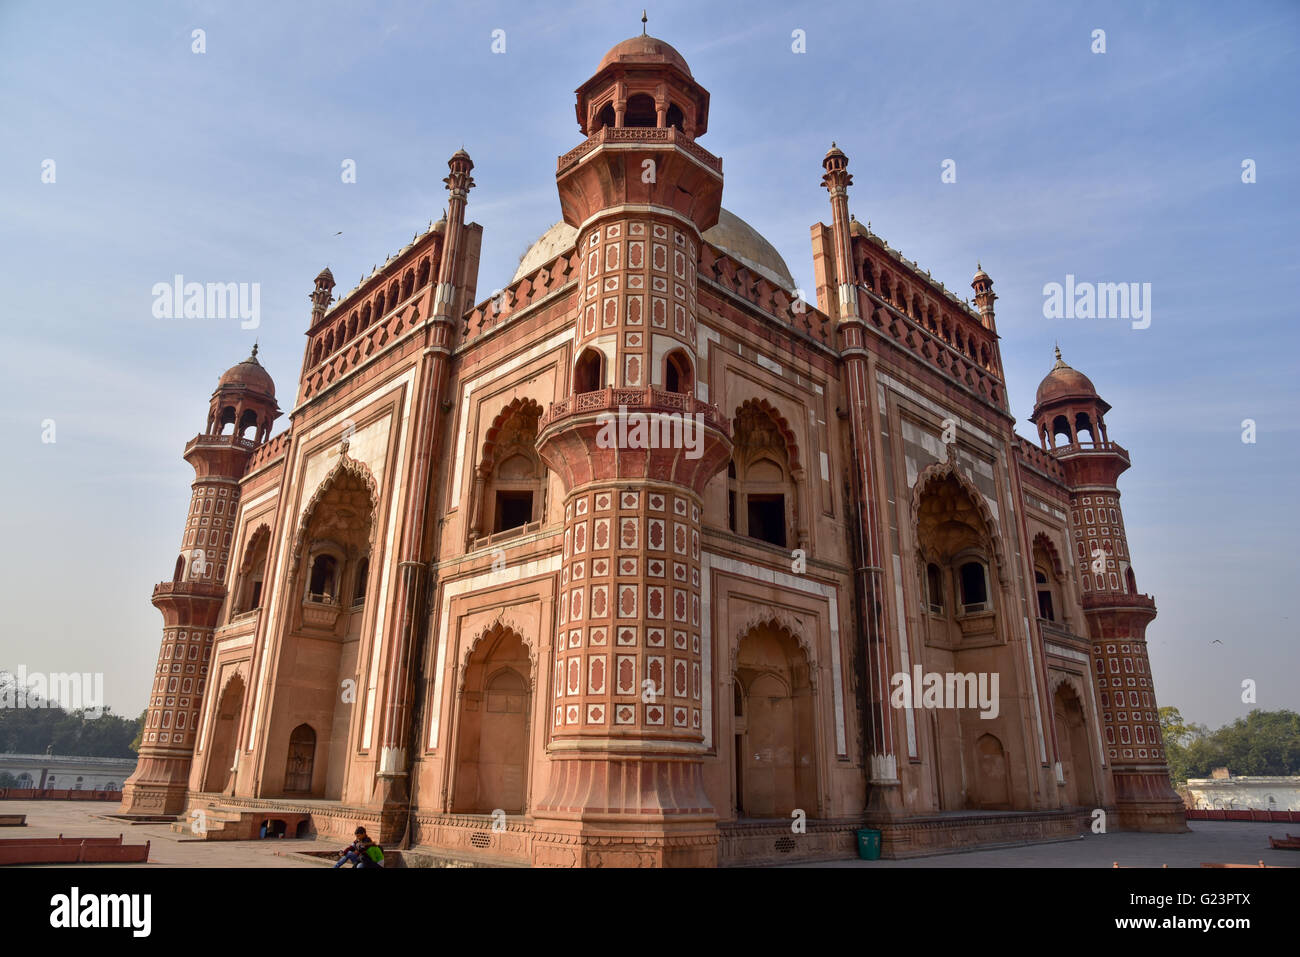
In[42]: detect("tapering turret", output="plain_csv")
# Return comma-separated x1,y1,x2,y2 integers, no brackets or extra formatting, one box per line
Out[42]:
121,350,274,816
820,142,858,321
971,263,996,331
310,267,335,324
1030,348,1185,832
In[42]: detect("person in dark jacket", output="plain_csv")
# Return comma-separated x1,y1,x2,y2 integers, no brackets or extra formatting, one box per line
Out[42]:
333,827,374,868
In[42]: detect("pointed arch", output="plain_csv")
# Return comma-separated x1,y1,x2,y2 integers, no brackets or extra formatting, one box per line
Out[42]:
234,523,272,613
1032,531,1065,579
458,618,537,691
289,455,380,578
910,459,1007,583
733,398,801,473
729,612,817,691
479,397,545,474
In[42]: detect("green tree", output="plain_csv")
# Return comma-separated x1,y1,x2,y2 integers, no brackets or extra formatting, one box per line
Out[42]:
129,710,147,754
1161,707,1300,786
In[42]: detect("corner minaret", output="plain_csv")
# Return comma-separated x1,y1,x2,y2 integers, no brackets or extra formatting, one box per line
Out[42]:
1031,349,1186,832
820,142,859,322
310,267,335,323
371,149,476,831
121,350,279,815
818,145,900,809
971,263,996,332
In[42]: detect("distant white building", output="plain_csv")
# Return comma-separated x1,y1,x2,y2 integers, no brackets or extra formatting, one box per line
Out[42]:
0,753,138,791
1183,768,1300,811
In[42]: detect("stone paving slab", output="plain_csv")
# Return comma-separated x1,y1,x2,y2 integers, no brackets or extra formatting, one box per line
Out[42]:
4,802,1296,868
790,821,1298,868
0,801,329,867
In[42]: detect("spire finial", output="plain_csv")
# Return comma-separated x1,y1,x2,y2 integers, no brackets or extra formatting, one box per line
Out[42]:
642,9,648,34
251,341,259,360
977,261,982,270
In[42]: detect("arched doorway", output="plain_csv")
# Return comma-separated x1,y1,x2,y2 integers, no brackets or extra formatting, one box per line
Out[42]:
203,675,245,793
278,458,378,800
452,626,531,814
972,733,1010,809
284,724,316,794
732,623,816,819
1054,684,1098,808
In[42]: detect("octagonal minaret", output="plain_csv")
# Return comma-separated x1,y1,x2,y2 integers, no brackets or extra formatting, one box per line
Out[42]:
121,349,279,815
531,32,733,866
1031,349,1185,832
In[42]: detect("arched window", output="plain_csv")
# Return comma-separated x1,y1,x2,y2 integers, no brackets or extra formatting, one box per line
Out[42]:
926,563,945,614
307,554,339,601
173,555,186,583
236,526,270,613
475,399,545,540
666,103,685,131
596,102,616,130
625,93,657,127
372,290,385,320
1035,569,1055,621
574,348,605,393
1032,537,1063,623
218,406,237,435
958,560,989,612
664,349,692,394
1125,567,1137,594
352,556,370,607
238,409,259,441
1051,415,1073,447
730,400,799,549
417,257,431,290
1075,412,1095,445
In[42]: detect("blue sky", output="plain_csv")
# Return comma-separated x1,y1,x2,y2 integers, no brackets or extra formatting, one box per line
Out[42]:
0,0,1296,730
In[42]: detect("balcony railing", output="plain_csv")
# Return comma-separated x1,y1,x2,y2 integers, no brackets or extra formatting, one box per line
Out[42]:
538,387,729,437
557,126,722,174
185,434,257,452
152,580,224,600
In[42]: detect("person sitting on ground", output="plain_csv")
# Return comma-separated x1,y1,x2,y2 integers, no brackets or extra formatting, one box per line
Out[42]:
333,827,374,868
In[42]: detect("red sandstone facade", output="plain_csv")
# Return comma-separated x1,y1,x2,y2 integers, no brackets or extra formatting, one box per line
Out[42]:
121,33,1184,863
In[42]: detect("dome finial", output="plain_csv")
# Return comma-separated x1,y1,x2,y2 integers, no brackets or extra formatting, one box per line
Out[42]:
641,9,648,34
251,340,259,360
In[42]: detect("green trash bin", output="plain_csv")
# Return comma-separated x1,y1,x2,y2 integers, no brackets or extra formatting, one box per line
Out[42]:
856,828,881,860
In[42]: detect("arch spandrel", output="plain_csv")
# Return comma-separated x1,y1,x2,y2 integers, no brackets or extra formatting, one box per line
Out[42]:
458,619,537,692
910,459,1008,585
289,455,380,580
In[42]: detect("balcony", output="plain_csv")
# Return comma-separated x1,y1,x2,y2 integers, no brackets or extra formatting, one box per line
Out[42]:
538,387,729,437
185,434,257,453
152,580,224,601
301,595,343,630
557,126,721,175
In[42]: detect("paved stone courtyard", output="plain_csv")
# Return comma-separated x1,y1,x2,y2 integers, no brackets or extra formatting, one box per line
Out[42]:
1,801,1293,868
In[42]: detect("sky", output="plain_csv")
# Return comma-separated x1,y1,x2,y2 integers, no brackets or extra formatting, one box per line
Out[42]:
0,0,1296,732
